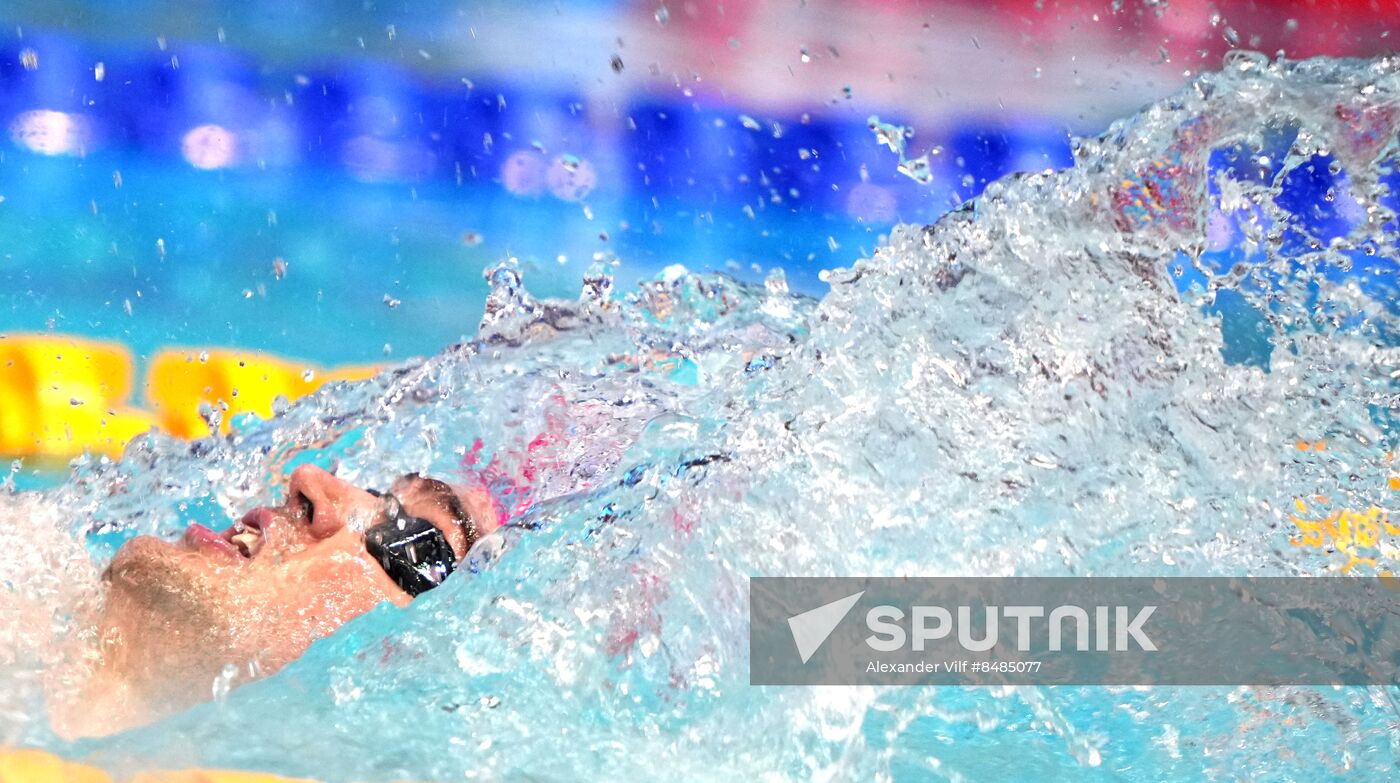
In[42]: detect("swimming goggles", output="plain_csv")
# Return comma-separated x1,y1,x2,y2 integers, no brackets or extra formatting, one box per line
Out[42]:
364,490,459,597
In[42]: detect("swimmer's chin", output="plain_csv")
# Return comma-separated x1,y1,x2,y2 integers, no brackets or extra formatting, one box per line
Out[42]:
102,535,179,585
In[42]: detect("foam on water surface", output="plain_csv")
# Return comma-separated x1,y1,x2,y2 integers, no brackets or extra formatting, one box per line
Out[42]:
2,53,1400,781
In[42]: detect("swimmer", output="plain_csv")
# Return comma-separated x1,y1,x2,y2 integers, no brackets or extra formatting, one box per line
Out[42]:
48,465,498,739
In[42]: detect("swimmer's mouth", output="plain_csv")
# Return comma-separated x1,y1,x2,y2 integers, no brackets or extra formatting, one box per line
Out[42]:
181,523,241,559
229,507,272,558
182,508,269,559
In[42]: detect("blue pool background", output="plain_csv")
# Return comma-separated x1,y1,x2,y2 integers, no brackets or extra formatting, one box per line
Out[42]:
0,19,1100,372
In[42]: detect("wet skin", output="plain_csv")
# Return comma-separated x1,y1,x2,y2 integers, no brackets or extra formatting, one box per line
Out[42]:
51,465,497,738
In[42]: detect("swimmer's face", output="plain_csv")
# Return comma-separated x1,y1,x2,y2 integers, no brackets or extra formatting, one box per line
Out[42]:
96,466,494,720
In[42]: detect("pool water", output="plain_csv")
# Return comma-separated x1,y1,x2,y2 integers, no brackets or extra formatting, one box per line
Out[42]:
3,52,1400,781
0,150,887,366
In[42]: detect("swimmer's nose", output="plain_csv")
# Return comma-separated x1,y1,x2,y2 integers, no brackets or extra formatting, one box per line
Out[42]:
285,464,381,539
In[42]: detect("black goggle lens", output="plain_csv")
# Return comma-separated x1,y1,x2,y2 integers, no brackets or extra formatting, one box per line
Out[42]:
364,497,456,597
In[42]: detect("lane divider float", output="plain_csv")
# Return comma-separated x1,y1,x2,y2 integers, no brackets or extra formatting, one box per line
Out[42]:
0,335,381,459
0,747,315,783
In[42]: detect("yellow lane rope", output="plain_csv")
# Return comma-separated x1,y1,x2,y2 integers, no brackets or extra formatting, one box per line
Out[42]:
0,335,381,459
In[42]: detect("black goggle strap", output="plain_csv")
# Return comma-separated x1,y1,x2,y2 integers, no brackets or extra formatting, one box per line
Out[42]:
364,492,457,597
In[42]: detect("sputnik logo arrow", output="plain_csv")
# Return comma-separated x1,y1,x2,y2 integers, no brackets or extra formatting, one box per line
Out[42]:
787,591,865,664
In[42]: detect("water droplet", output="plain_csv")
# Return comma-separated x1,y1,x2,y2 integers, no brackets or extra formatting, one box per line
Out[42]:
302,369,316,382
94,62,104,82
739,115,762,131
867,116,912,157
480,258,542,333
654,4,669,24
198,402,222,434
383,294,402,309
3,460,21,493
899,154,935,184
212,663,238,702
764,268,790,297
580,258,616,312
